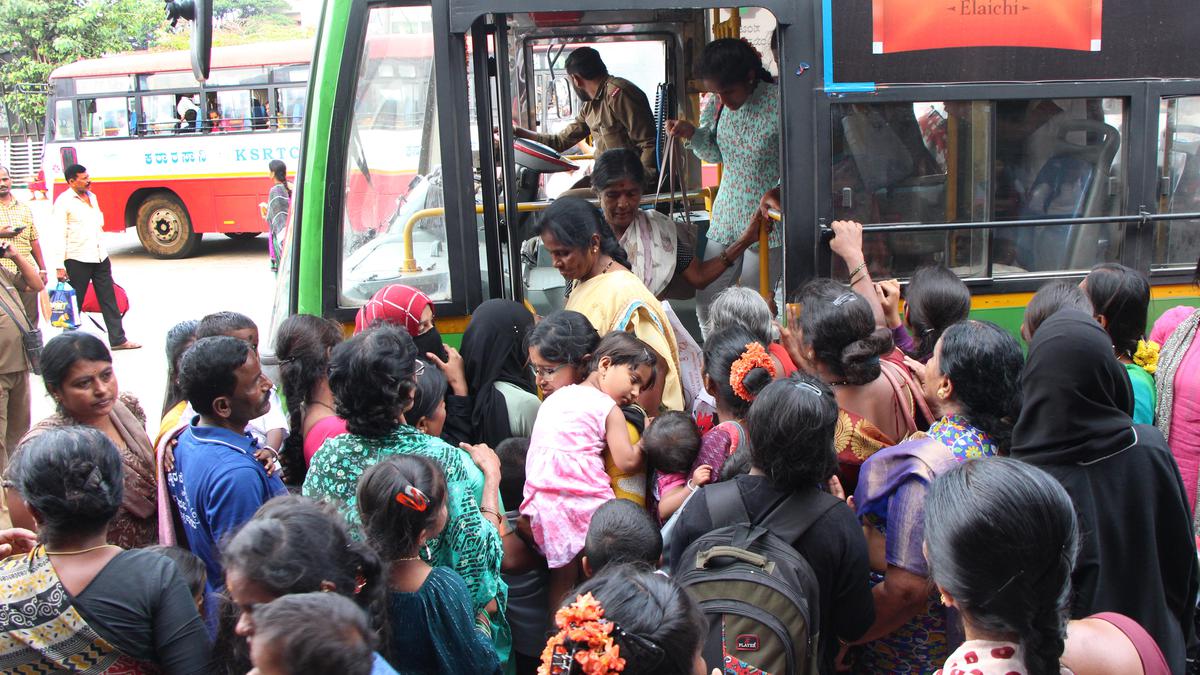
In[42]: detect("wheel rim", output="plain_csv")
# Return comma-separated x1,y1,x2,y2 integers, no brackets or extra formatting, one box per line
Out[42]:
149,207,183,247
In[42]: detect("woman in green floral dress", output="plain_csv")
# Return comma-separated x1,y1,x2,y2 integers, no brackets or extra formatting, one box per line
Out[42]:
666,37,781,335
301,323,511,663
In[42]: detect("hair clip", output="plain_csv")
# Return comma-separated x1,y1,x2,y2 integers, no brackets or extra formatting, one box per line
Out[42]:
395,485,429,512
793,380,823,396
832,292,858,307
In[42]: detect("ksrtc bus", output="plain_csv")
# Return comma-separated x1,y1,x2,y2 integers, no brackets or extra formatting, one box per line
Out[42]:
43,41,312,258
267,0,1200,347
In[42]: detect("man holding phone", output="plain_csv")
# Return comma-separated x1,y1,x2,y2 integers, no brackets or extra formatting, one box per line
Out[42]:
53,164,140,350
0,166,46,322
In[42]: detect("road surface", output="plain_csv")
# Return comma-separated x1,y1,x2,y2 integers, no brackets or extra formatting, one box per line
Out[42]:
24,196,276,426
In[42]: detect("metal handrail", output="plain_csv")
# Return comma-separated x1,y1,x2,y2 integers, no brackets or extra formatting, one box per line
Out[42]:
402,192,718,274
817,209,1200,236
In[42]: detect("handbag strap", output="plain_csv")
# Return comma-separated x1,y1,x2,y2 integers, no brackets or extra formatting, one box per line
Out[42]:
0,279,33,335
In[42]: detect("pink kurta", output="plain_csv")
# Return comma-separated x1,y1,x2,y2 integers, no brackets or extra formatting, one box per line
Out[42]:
1152,306,1200,512
521,384,616,568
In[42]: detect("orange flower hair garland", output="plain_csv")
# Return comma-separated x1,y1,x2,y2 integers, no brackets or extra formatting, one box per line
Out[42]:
730,342,776,402
539,593,627,675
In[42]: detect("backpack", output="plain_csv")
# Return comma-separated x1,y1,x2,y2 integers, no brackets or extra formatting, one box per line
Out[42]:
674,480,841,675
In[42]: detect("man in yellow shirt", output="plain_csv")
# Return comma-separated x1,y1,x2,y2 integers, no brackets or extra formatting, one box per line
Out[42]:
0,167,46,322
514,47,658,190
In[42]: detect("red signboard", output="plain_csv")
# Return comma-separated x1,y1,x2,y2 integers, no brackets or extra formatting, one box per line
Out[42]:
872,0,1102,53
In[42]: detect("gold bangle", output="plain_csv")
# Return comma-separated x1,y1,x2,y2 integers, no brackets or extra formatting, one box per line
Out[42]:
846,261,867,281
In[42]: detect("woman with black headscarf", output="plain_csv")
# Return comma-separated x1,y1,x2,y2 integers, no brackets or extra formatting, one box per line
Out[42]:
1011,309,1198,675
460,299,540,448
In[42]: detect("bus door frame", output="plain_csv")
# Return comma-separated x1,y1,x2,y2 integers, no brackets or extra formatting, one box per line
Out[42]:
445,0,818,313
1139,79,1200,285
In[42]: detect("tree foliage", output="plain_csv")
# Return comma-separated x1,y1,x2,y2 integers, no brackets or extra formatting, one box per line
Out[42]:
0,0,302,126
213,0,291,21
0,0,164,122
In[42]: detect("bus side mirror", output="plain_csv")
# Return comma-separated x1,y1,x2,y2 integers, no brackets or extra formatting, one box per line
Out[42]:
164,0,193,27
163,0,212,82
190,0,212,83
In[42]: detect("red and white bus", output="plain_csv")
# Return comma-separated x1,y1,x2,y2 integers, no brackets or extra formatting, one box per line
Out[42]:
42,41,311,258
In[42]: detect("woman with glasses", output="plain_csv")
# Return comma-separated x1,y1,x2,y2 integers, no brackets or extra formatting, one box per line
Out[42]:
300,323,513,663
525,309,652,508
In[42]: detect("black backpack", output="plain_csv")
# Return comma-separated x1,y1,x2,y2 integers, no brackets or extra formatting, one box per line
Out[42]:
674,480,842,675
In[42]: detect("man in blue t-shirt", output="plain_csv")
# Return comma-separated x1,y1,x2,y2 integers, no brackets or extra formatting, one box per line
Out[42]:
167,335,286,592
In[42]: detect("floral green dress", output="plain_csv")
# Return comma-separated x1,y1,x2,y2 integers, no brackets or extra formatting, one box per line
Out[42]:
301,424,510,662
683,81,781,248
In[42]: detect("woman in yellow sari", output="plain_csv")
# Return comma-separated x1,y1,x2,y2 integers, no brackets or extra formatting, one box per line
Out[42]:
536,197,683,412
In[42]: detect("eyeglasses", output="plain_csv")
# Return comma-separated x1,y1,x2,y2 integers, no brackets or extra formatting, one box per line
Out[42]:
533,363,571,379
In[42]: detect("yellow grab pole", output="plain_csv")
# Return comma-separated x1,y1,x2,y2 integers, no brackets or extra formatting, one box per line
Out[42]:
758,208,781,301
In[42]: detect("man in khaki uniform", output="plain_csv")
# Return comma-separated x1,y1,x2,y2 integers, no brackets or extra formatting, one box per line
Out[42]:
515,47,658,189
0,239,44,472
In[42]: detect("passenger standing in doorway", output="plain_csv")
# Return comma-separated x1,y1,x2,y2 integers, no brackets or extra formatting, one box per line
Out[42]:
514,47,659,189
266,160,291,272
0,166,47,322
667,38,781,335
54,165,140,350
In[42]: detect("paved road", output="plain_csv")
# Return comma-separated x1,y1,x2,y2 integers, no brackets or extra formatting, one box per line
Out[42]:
24,197,276,426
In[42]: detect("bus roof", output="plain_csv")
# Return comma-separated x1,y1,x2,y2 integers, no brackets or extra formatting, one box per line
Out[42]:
50,40,315,80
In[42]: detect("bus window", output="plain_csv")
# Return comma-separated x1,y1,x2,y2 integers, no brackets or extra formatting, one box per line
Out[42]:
993,98,1126,275
206,67,269,87
251,90,270,130
213,90,253,131
1155,96,1200,269
831,101,991,279
78,97,132,139
276,87,306,129
141,94,179,135
339,5,443,305
832,97,1127,279
54,100,76,141
141,72,197,91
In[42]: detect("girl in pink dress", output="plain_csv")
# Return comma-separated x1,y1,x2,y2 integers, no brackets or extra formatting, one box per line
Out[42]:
521,331,657,607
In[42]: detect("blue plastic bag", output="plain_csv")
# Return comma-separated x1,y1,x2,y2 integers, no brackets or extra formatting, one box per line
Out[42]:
49,282,78,329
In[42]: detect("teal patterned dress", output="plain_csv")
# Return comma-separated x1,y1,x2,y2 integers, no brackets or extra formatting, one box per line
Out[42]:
683,81,781,249
301,425,510,662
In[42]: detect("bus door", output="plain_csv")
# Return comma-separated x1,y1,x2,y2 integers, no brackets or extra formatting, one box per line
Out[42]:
468,8,775,323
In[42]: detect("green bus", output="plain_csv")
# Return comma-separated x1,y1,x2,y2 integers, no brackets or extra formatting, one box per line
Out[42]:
259,0,1200,345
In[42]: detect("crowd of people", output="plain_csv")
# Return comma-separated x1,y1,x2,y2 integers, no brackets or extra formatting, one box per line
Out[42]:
0,203,1196,674
2,41,1200,675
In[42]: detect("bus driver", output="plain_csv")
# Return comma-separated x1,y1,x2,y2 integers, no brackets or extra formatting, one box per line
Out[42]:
514,47,659,190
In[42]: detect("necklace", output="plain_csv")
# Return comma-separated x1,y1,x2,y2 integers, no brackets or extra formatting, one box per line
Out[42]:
395,554,422,562
44,544,119,556
309,400,336,412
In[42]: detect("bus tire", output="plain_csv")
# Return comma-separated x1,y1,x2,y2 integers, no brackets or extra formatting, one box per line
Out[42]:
136,194,200,259
224,232,260,240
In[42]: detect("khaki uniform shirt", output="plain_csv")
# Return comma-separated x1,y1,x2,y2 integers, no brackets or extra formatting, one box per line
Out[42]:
532,76,659,187
0,268,31,374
